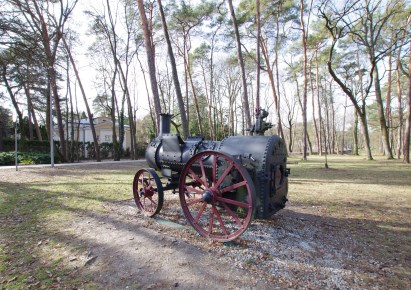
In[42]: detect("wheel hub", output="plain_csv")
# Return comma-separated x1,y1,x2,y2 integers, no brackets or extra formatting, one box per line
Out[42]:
140,186,154,198
202,190,214,203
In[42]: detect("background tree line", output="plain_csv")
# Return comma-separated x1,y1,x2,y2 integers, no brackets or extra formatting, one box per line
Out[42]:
0,0,410,162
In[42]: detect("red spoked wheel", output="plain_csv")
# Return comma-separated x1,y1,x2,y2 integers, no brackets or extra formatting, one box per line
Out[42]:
133,168,164,217
179,151,256,242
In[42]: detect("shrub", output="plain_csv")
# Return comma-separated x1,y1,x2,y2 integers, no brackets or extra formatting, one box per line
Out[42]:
2,139,52,152
100,142,114,158
136,143,147,158
0,152,59,166
19,153,50,165
0,152,17,166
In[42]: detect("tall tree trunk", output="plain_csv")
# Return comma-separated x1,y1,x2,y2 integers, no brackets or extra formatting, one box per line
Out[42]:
118,15,137,159
1,65,26,149
218,101,224,138
372,65,393,158
24,84,42,141
65,64,70,157
62,36,101,162
396,52,403,159
137,0,161,133
255,0,261,117
117,63,136,159
157,0,189,139
31,104,42,141
324,79,330,154
126,95,137,159
227,0,252,131
118,96,126,157
261,39,283,138
353,110,359,155
74,87,81,161
288,118,293,153
68,72,75,162
316,53,323,155
274,2,285,140
229,94,234,136
30,0,67,161
200,56,214,139
27,89,34,140
299,0,308,160
137,55,157,134
309,59,319,154
386,50,393,152
341,95,347,154
330,80,336,154
0,111,3,151
49,64,66,159
187,56,203,135
125,93,136,159
127,11,137,160
111,68,120,160
357,47,372,159
327,58,373,160
403,41,411,163
208,28,219,140
35,8,65,159
183,39,190,128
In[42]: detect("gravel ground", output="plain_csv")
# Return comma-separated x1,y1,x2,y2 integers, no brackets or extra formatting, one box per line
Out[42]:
104,195,410,290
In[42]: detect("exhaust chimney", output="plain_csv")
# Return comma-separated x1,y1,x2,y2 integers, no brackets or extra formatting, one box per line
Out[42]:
160,113,172,135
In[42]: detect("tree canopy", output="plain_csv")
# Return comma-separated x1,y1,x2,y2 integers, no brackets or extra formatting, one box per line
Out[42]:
0,0,410,162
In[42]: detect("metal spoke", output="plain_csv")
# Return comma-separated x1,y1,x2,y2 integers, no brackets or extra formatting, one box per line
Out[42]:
213,162,234,190
185,185,204,195
138,177,144,186
208,208,214,234
221,202,244,227
194,203,207,224
216,196,251,208
220,180,247,193
188,170,208,189
199,159,207,186
212,204,228,235
215,196,251,208
186,197,204,206
147,196,158,206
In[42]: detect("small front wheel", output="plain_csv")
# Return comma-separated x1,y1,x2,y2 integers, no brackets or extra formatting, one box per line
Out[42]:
133,168,164,217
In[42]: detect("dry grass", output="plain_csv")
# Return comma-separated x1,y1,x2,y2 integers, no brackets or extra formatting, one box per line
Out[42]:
0,163,137,289
286,155,411,287
289,155,410,225
0,156,410,288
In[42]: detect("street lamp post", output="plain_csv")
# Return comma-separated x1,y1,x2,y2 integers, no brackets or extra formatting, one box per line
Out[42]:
50,93,54,168
15,120,18,171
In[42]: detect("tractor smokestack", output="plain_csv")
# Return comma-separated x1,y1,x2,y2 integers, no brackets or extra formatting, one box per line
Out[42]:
160,113,172,135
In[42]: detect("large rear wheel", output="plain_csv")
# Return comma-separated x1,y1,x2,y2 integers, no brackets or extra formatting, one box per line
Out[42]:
179,151,256,242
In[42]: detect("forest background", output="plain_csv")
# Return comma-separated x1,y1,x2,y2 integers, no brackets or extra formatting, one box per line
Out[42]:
0,0,410,163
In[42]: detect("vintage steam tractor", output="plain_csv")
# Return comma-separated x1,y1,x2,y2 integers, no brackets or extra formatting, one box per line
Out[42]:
132,110,289,242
